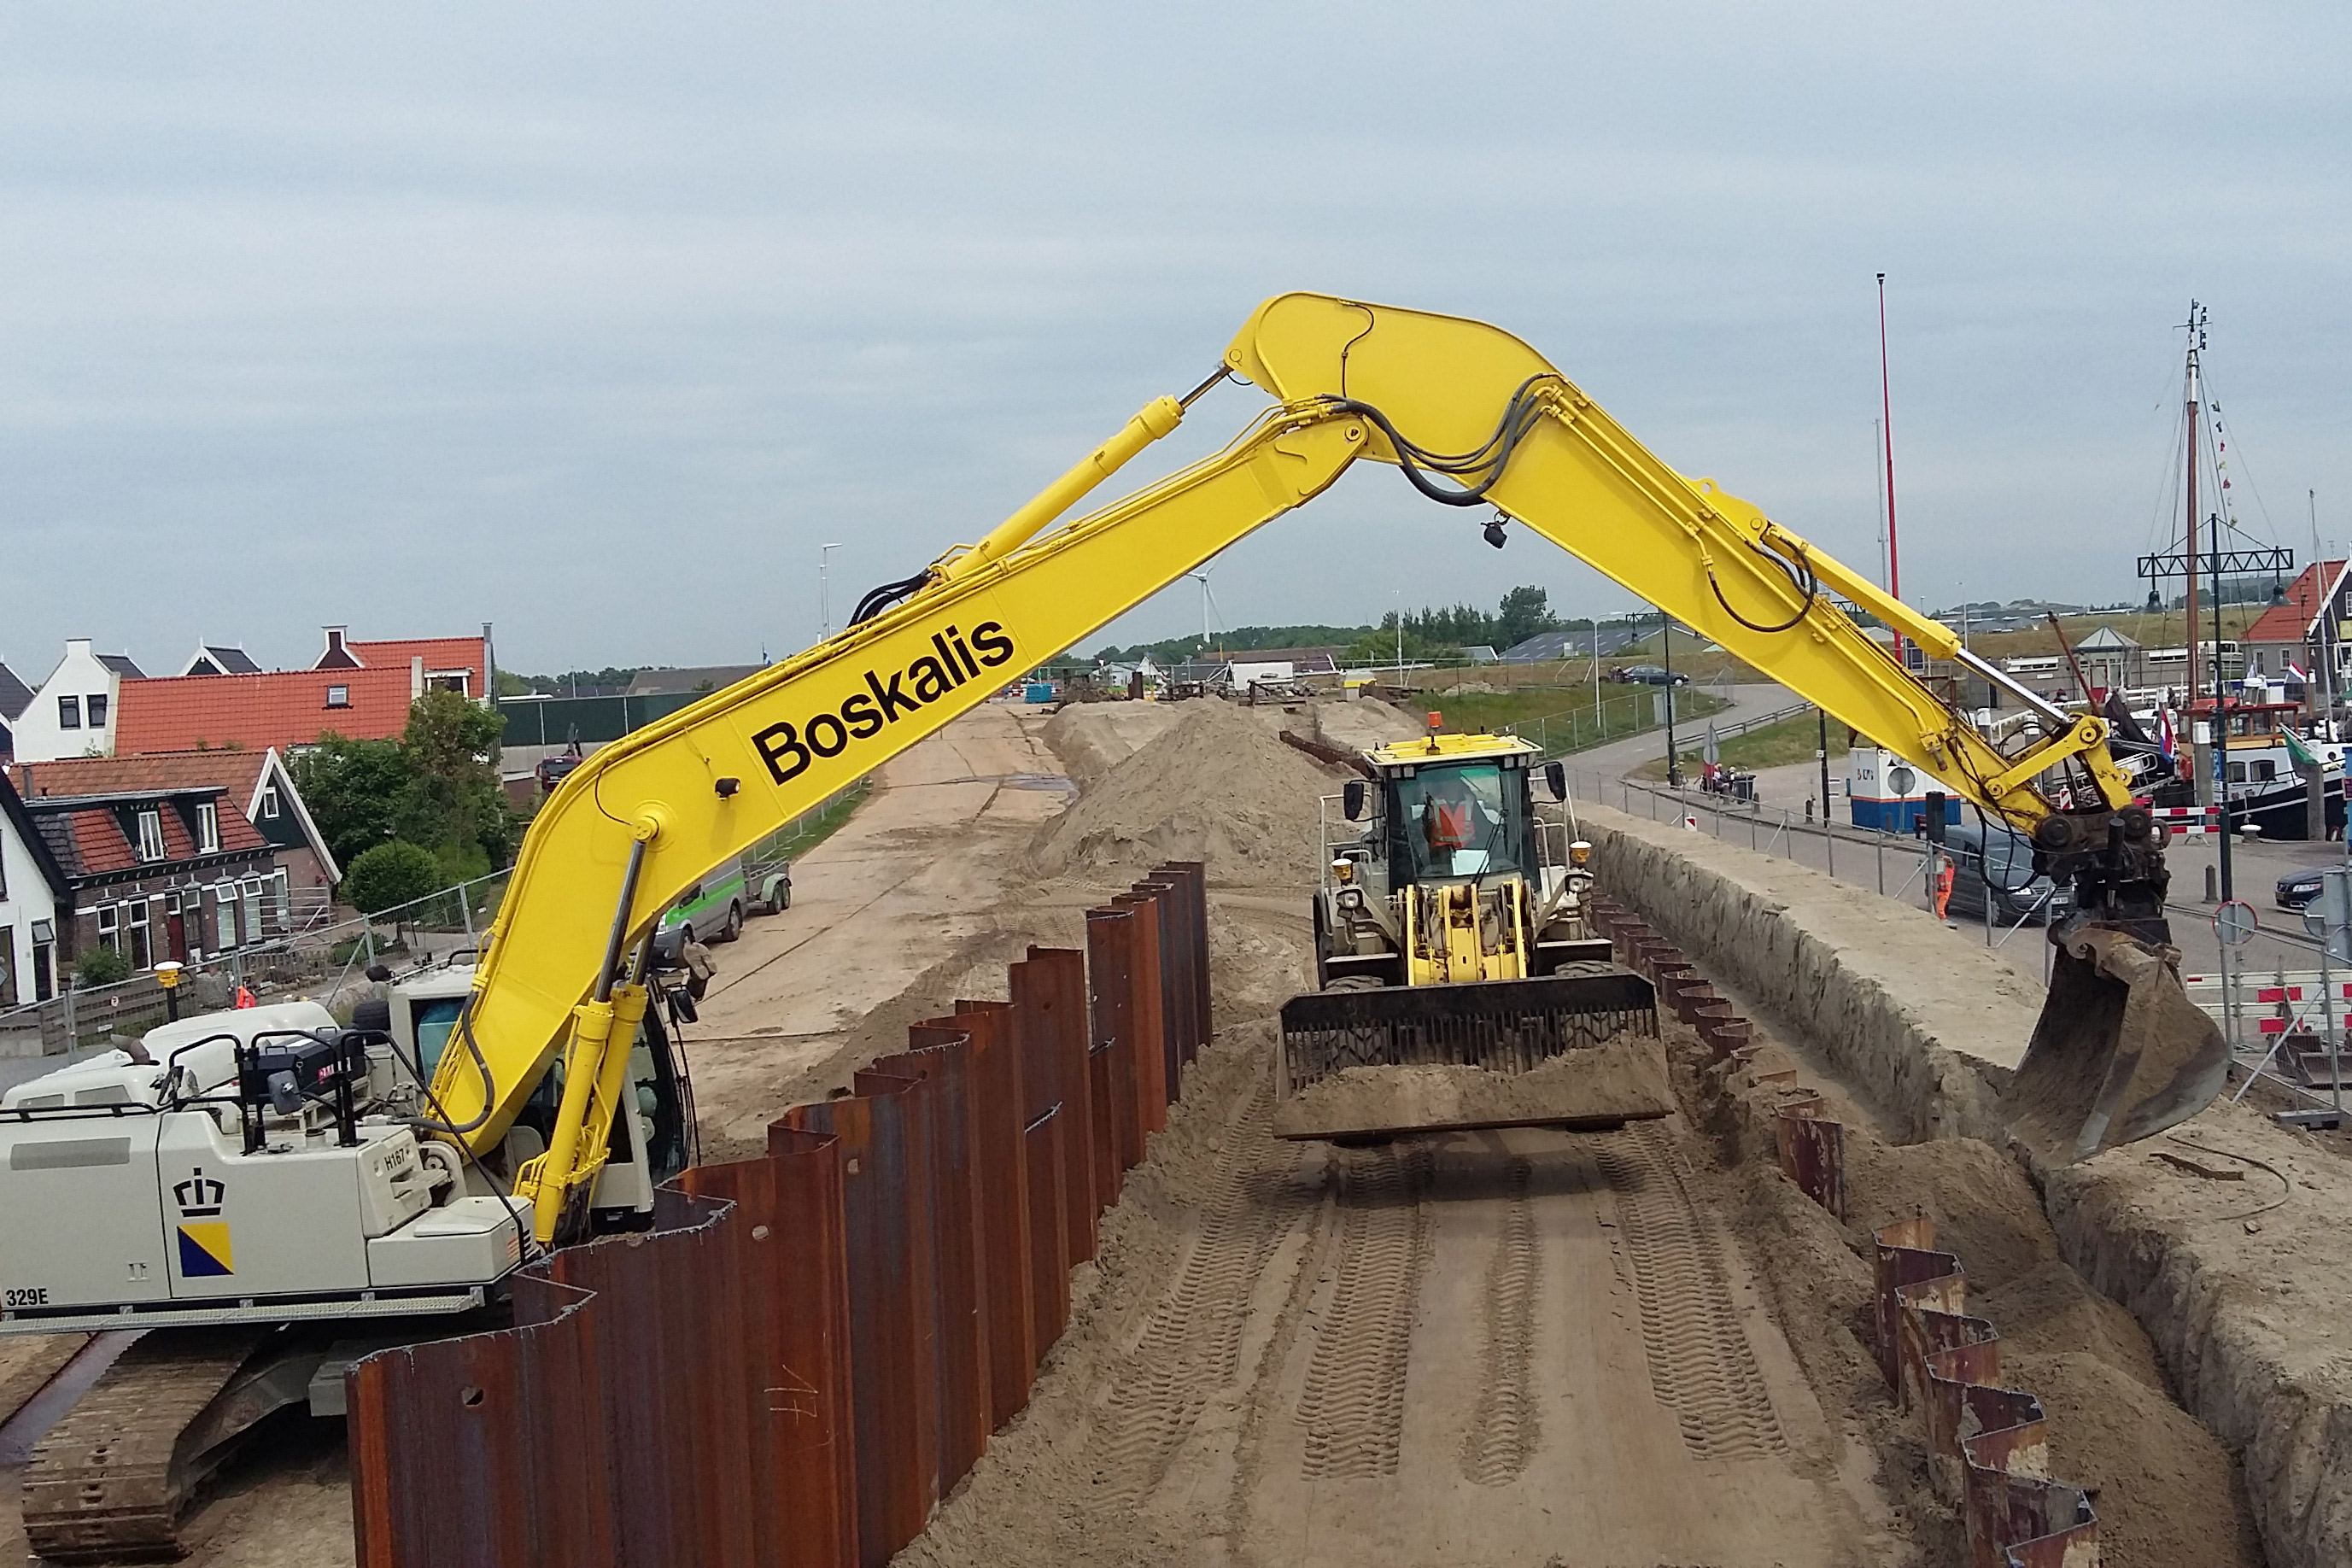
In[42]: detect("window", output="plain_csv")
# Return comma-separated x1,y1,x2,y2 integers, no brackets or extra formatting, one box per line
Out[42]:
86,693,108,728
325,684,350,709
57,695,80,729
95,903,120,955
0,926,14,1007
135,810,165,862
258,781,282,820
30,926,53,1003
214,884,237,951
196,802,219,854
429,672,469,695
272,869,290,927
241,877,264,943
126,900,151,970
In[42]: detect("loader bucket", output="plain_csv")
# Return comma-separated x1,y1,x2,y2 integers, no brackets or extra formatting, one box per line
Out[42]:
1273,967,1668,1140
2002,923,2231,1166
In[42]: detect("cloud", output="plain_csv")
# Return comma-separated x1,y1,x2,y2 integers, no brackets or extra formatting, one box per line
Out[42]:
2,2,2348,671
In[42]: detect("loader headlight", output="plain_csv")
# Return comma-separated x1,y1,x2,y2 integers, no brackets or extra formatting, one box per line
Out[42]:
1337,888,1364,914
1331,858,1354,884
1569,840,1593,867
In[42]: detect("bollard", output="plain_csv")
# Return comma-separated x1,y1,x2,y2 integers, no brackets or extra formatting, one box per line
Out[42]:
2204,863,2219,903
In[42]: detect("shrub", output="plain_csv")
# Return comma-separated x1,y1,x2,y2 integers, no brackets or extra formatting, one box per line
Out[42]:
342,840,447,918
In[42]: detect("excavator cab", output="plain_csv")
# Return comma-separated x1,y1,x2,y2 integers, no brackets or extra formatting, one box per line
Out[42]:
1275,729,1665,1139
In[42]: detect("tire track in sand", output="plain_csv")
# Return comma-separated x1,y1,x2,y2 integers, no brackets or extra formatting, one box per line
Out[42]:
1296,1145,1431,1480
1596,1125,1786,1461
1090,1079,1296,1503
1460,1156,1538,1485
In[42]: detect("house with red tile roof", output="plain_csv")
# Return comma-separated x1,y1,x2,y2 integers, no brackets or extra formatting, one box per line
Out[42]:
15,777,284,977
2242,560,2351,705
114,664,420,755
11,748,342,902
314,626,489,699
105,626,496,757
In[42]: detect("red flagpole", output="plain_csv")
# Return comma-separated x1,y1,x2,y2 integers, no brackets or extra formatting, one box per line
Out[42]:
1878,272,1903,660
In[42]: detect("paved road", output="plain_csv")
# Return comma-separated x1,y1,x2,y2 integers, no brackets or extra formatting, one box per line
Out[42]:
1563,682,1799,784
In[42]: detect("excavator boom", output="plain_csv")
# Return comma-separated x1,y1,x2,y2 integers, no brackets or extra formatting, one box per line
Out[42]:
445,294,2222,1240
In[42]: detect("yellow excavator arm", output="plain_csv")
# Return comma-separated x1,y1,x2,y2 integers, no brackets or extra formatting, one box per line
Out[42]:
442,293,2192,1242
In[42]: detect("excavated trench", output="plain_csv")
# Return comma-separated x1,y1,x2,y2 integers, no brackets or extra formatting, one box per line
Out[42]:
896,703,2280,1568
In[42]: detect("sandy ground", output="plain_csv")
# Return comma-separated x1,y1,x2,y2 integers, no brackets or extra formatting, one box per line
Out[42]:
686,703,1079,1152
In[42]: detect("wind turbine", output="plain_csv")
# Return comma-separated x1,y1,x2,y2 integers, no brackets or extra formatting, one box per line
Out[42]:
1188,567,1223,654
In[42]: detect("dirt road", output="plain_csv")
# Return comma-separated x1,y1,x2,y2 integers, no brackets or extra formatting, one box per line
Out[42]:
687,702,1078,1151
902,1027,1904,1568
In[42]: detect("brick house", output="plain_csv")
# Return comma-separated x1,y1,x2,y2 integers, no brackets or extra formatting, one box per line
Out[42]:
11,749,342,907
19,781,285,975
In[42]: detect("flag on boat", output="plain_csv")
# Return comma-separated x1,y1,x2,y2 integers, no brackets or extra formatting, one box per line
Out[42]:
2288,661,2311,683
2285,728,2321,772
2157,705,2176,760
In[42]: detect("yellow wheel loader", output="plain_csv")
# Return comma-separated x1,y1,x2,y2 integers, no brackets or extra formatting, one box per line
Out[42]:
1274,726,1668,1140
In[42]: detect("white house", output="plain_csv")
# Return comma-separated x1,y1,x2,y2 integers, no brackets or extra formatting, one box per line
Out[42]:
0,771,69,1008
11,640,145,764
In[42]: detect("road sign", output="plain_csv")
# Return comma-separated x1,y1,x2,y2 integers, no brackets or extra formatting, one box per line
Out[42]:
2214,899,2259,948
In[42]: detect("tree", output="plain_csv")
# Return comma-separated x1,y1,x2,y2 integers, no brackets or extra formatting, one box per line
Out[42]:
396,690,515,875
291,735,412,869
1494,585,1559,650
292,693,518,885
342,841,445,919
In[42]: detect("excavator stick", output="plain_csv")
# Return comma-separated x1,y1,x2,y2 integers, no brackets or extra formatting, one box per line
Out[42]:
2002,923,2232,1167
1273,968,1669,1140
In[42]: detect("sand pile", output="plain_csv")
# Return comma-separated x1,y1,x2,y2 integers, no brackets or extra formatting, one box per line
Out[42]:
1270,1031,1674,1138
1030,699,1345,884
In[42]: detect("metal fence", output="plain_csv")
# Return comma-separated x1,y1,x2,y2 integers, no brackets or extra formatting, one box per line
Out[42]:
346,863,1212,1568
1585,764,2352,1130
0,870,512,1059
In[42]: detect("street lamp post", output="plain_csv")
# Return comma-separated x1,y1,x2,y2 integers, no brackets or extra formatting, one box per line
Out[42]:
1660,610,1679,787
820,542,844,641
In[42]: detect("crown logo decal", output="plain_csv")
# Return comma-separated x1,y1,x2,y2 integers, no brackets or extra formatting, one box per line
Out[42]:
174,1167,225,1218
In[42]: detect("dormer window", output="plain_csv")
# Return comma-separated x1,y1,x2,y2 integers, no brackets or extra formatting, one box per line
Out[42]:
196,801,219,855
136,809,165,862
325,684,350,709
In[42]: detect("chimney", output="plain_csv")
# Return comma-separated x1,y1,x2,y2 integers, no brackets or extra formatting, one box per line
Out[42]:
66,638,92,658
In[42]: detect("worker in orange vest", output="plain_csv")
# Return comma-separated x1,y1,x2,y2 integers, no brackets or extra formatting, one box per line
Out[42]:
1933,860,1956,921
233,983,256,1009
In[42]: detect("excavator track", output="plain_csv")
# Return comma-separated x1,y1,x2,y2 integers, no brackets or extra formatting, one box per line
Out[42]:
23,1327,273,1563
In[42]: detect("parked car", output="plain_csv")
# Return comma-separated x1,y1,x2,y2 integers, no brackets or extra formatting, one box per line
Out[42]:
658,856,752,946
535,751,585,793
1615,664,1690,687
2278,865,2330,911
1936,820,2073,927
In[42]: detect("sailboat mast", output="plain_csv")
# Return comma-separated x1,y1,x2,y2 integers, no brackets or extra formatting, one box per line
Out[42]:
2185,300,2203,704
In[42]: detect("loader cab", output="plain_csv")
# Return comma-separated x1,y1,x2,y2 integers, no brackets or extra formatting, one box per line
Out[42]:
383,966,690,1222
1349,733,1554,892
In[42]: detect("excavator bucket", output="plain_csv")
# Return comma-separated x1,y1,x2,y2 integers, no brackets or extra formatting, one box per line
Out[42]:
2003,924,2231,1166
1273,966,1669,1140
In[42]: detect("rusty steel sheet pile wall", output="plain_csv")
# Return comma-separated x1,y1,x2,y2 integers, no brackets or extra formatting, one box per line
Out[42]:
1590,898,2098,1568
347,869,1211,1568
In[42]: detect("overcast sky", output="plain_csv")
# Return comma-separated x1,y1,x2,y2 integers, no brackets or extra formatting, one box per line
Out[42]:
4,3,2346,677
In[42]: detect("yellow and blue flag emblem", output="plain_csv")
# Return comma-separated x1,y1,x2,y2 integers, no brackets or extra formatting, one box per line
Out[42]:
176,1222,233,1278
